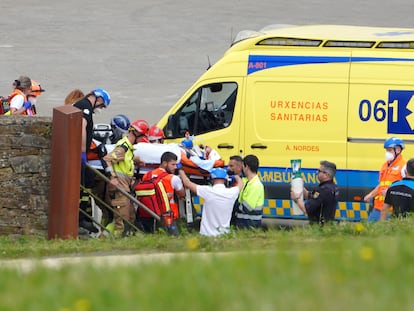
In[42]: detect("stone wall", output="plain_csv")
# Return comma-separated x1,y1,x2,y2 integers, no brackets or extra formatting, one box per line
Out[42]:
0,116,52,235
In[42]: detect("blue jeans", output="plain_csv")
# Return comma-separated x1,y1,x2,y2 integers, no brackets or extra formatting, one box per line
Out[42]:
368,209,381,222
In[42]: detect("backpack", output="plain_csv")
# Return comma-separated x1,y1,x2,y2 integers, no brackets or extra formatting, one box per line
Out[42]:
135,171,170,218
0,96,10,115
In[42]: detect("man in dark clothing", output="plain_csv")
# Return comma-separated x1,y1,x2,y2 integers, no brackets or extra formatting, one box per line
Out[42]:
291,160,339,224
73,88,111,234
381,158,414,220
228,155,244,226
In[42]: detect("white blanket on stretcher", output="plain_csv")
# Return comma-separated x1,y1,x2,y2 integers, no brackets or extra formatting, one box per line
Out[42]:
88,141,216,172
134,143,182,163
105,142,182,163
88,142,181,168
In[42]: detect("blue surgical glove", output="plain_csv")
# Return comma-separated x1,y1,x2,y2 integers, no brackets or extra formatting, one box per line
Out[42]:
176,162,183,170
23,101,32,110
81,152,87,165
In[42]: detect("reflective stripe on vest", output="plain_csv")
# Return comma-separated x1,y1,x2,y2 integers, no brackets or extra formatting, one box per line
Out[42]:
236,175,264,221
236,201,263,221
156,179,170,212
112,137,134,177
373,155,405,210
143,168,178,217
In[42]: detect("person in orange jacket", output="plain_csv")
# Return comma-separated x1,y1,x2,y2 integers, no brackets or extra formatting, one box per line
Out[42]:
364,137,406,221
26,79,45,115
137,151,185,233
7,76,33,115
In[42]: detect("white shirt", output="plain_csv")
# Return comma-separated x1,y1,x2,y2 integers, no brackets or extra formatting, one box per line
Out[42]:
171,175,184,191
197,184,240,237
10,93,24,110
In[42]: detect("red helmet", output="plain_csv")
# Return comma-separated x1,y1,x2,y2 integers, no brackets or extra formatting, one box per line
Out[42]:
148,125,165,142
129,119,149,135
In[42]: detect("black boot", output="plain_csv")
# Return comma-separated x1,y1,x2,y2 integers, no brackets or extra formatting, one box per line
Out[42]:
79,219,99,233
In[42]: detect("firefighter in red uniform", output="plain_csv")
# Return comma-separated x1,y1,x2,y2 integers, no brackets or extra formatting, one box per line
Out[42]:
364,137,406,221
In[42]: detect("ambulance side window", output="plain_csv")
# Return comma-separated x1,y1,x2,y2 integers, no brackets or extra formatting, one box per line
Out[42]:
165,82,237,138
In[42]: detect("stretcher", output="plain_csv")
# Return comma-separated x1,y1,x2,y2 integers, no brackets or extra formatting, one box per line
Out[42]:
87,141,224,177
87,140,225,227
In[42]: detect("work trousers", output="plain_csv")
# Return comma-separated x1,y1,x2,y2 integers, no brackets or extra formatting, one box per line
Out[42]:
79,163,95,222
108,179,135,233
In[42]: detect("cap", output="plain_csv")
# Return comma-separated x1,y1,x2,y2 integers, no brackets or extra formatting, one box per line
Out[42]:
210,168,228,180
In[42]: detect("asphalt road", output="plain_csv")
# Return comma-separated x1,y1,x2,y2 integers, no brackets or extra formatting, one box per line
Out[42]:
1,0,413,125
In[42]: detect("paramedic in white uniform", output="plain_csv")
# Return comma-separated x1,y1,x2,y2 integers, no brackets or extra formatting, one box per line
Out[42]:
179,167,243,236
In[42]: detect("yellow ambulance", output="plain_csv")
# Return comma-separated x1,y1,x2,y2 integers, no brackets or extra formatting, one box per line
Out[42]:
157,24,414,223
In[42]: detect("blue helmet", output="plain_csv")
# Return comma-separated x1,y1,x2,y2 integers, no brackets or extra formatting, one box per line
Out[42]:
210,168,228,180
92,88,111,107
384,137,405,150
110,114,130,132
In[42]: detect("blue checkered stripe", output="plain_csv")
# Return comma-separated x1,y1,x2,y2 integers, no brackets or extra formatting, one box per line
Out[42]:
262,199,370,221
191,196,369,221
192,196,203,215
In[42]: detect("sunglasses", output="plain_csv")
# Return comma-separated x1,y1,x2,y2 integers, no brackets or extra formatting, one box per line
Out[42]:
317,169,328,174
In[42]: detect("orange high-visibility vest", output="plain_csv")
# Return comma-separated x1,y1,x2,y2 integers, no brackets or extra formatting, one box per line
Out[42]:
142,168,179,219
7,89,30,115
373,155,406,210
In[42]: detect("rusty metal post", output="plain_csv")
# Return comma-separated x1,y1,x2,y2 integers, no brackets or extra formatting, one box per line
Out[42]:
48,105,82,239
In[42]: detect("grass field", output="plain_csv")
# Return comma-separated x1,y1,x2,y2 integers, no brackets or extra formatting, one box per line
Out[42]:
0,219,413,311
